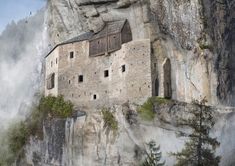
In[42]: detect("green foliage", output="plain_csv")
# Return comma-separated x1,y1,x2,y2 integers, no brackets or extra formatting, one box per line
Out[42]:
141,140,165,166
155,97,171,105
0,122,30,165
101,108,118,132
138,97,171,121
0,131,15,166
39,95,73,118
199,43,212,50
172,99,220,166
8,122,29,155
0,95,73,165
138,97,155,121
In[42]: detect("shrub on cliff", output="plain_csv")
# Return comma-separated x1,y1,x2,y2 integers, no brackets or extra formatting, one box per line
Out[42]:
138,97,156,121
39,95,73,118
138,97,171,121
0,95,73,165
101,108,118,134
0,122,31,166
8,122,29,155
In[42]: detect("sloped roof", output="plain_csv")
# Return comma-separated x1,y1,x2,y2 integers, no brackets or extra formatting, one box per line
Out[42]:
62,32,93,44
45,20,128,58
45,32,93,58
90,20,127,40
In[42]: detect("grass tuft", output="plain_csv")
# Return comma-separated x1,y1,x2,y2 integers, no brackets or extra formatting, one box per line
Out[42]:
101,108,118,132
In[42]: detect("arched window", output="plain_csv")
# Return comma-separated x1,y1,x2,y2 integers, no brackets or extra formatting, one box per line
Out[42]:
163,58,172,98
47,73,55,90
155,78,159,96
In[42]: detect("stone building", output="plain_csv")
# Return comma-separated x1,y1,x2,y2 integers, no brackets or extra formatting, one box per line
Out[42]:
45,20,172,108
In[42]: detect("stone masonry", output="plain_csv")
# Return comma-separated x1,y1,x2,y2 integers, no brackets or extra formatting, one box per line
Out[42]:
45,38,153,108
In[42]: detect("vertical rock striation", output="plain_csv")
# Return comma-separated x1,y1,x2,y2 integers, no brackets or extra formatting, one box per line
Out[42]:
203,0,235,105
24,103,235,165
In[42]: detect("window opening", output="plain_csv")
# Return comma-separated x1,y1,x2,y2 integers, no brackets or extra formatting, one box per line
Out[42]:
104,70,109,77
78,75,83,83
70,52,74,59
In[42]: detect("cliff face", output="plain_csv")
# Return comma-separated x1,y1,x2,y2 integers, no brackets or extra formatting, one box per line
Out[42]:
204,0,235,105
25,1,235,166
47,0,204,48
46,0,235,106
23,102,235,166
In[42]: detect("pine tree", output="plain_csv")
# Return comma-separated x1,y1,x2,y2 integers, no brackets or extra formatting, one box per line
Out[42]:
172,98,220,166
142,140,165,166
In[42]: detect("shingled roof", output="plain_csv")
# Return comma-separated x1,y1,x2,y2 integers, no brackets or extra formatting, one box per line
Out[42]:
90,20,127,40
45,20,128,58
62,32,93,44
45,32,93,58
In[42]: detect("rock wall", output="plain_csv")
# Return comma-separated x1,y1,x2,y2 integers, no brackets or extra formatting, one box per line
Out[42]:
203,0,235,105
24,102,235,166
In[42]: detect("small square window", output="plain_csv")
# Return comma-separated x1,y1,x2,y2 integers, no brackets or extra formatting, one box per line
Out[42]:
104,70,109,77
93,94,97,100
78,75,83,83
122,65,126,72
70,52,74,59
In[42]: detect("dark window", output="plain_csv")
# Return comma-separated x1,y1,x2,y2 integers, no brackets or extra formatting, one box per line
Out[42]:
56,58,58,64
93,94,97,100
69,80,71,84
78,75,83,83
51,61,53,67
51,73,55,89
154,63,157,68
155,78,159,96
104,70,109,77
122,65,126,72
47,73,55,90
70,52,74,59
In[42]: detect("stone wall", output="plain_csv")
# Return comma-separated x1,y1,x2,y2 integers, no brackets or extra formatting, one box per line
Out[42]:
45,36,218,107
45,39,152,108
45,48,59,96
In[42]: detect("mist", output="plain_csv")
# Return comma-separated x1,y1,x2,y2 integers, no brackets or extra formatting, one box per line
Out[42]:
0,9,47,130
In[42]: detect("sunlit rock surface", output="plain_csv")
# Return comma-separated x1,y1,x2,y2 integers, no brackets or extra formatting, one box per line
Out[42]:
24,102,235,166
